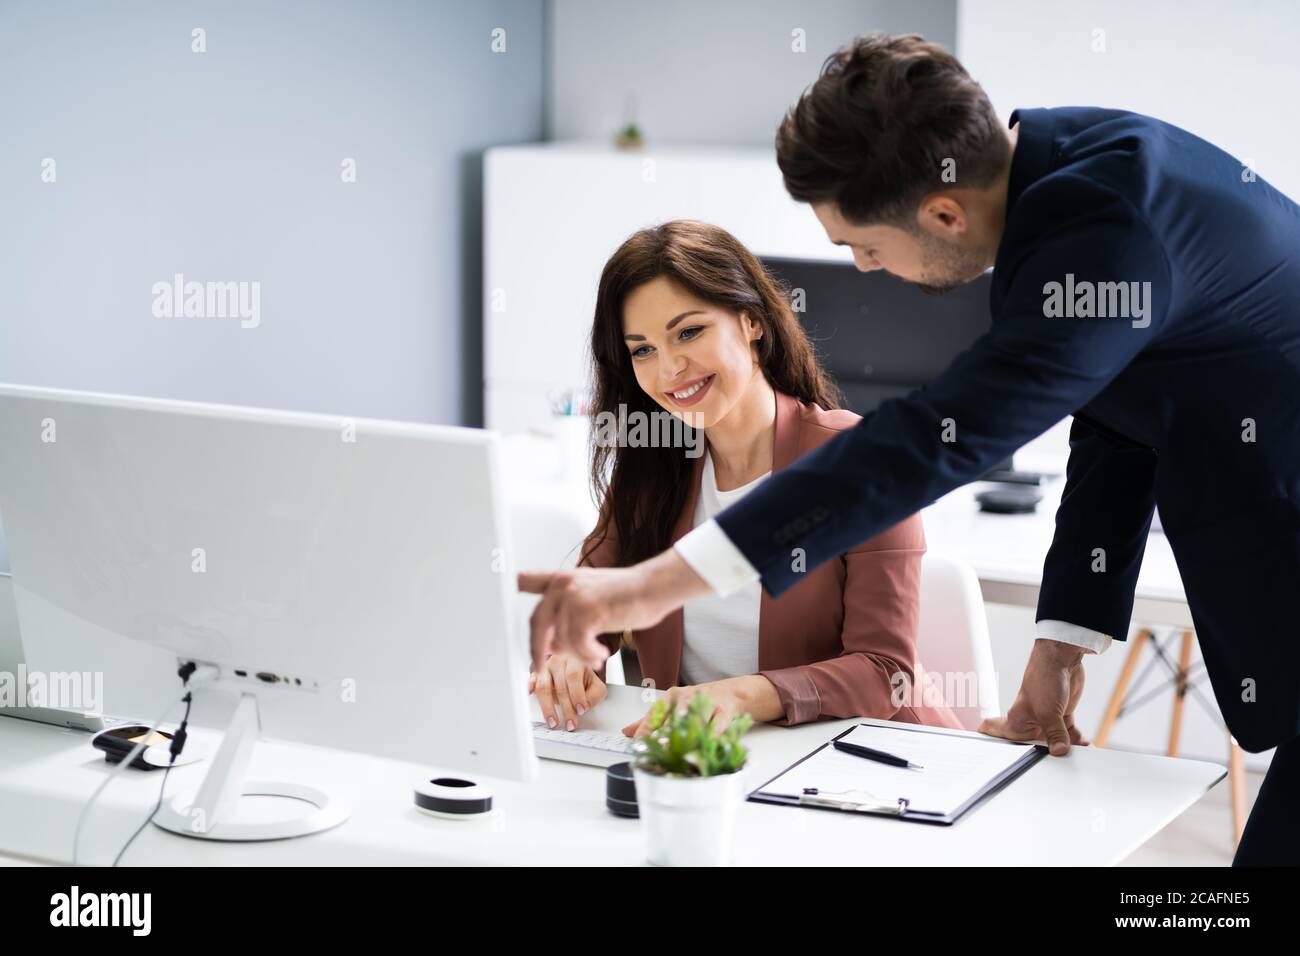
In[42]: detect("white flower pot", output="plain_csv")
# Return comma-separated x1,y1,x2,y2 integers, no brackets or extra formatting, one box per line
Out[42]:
632,765,748,866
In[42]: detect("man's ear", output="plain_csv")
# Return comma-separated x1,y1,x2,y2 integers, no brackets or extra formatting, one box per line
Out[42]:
917,194,968,236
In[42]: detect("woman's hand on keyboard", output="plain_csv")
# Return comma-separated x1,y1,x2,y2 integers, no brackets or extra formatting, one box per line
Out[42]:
621,676,783,737
529,652,607,731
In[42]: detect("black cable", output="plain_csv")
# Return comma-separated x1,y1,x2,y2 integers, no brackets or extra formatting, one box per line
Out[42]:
112,662,199,867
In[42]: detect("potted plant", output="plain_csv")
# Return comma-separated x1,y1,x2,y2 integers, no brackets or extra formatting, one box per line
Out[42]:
630,694,753,866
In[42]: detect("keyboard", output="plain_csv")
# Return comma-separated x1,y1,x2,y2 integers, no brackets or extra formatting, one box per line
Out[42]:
531,720,636,767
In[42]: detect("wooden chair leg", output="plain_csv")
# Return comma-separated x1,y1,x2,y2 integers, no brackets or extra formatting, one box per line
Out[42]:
1228,735,1246,848
1097,627,1243,851
1166,630,1194,757
1095,628,1151,748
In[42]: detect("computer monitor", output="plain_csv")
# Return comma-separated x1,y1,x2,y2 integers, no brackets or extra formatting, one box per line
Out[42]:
761,259,1020,476
0,383,536,842
0,572,110,732
761,258,994,414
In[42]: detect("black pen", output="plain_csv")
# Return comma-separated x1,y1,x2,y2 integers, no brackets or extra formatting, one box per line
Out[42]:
833,739,924,770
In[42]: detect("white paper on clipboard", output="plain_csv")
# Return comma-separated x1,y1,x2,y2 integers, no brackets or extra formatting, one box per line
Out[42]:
755,723,1039,817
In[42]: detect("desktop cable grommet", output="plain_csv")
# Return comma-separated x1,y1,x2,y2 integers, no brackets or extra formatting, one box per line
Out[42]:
413,777,494,819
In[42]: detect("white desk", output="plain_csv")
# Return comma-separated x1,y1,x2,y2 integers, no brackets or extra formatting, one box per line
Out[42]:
0,685,1223,866
924,478,1192,629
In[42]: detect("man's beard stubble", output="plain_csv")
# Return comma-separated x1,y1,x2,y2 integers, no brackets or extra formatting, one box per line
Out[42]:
909,229,993,296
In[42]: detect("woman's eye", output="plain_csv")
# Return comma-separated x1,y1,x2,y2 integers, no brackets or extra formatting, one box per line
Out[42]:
630,345,653,359
678,326,703,341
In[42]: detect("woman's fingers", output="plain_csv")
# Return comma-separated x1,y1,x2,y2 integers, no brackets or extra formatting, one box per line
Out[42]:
551,657,578,731
532,654,610,731
711,704,731,730
622,706,655,737
585,668,609,707
533,664,559,729
563,660,589,723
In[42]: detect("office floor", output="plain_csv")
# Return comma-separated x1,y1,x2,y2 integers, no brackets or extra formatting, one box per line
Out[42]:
1122,770,1263,866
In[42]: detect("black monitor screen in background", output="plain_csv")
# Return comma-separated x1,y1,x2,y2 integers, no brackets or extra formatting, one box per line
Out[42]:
761,258,993,415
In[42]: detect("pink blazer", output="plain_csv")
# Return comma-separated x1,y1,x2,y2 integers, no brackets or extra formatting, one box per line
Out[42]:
582,390,963,729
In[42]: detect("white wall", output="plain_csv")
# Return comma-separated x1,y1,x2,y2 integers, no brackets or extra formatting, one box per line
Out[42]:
484,143,856,434
0,0,545,428
958,0,1300,201
549,0,957,146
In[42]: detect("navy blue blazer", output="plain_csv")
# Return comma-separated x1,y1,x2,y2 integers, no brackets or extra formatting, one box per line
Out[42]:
717,107,1300,752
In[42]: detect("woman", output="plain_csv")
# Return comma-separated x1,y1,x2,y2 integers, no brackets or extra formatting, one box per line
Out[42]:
530,220,961,736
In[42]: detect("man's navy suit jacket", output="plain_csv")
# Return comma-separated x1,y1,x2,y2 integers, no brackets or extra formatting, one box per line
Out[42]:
716,107,1300,752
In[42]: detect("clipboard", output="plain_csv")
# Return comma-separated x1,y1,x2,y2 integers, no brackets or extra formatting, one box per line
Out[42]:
747,722,1046,825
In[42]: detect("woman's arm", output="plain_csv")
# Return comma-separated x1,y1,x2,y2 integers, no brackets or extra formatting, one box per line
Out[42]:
758,513,927,726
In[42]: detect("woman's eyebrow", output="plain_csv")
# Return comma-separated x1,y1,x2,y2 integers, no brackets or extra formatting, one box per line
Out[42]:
624,310,706,340
665,310,704,331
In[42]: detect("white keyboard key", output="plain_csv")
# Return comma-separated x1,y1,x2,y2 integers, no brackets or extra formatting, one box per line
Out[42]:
531,720,636,767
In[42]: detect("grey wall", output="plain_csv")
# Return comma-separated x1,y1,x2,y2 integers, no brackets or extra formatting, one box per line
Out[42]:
548,0,957,145
0,0,545,428
958,0,1300,202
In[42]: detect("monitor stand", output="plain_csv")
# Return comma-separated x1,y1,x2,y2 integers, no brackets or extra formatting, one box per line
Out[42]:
152,691,350,841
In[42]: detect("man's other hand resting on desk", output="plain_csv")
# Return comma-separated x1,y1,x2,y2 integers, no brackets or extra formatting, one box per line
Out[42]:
978,639,1091,756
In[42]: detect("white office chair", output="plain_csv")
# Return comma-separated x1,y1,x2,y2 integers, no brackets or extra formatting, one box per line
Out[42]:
915,552,1001,731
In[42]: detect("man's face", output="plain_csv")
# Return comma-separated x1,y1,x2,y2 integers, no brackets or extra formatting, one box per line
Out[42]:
812,199,990,295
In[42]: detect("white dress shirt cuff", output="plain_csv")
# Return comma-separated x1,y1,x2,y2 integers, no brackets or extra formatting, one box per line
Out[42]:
673,519,760,598
1037,619,1112,654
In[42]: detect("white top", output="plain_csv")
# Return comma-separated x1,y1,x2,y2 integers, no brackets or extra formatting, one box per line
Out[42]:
678,452,770,685
674,518,1112,654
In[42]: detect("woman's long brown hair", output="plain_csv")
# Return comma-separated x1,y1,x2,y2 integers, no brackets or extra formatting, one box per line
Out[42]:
581,220,841,568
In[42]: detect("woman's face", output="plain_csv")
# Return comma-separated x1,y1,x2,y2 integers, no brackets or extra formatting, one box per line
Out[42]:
621,276,764,429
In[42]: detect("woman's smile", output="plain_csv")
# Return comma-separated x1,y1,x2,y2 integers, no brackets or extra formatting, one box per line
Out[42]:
666,373,715,408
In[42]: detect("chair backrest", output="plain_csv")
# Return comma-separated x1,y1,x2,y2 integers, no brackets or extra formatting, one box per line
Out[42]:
915,553,1001,731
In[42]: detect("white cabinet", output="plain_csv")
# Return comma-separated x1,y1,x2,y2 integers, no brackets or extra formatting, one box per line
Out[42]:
483,142,852,433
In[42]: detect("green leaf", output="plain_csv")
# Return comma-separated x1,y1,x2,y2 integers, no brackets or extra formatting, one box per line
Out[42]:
632,693,753,777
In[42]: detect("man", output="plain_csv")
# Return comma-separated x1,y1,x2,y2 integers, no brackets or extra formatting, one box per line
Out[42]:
519,34,1300,865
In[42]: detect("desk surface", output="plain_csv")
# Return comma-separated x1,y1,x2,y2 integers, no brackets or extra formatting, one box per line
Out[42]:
923,480,1191,627
0,686,1223,866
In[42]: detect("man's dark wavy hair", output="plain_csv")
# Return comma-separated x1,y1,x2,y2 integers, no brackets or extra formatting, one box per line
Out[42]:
776,33,1009,227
